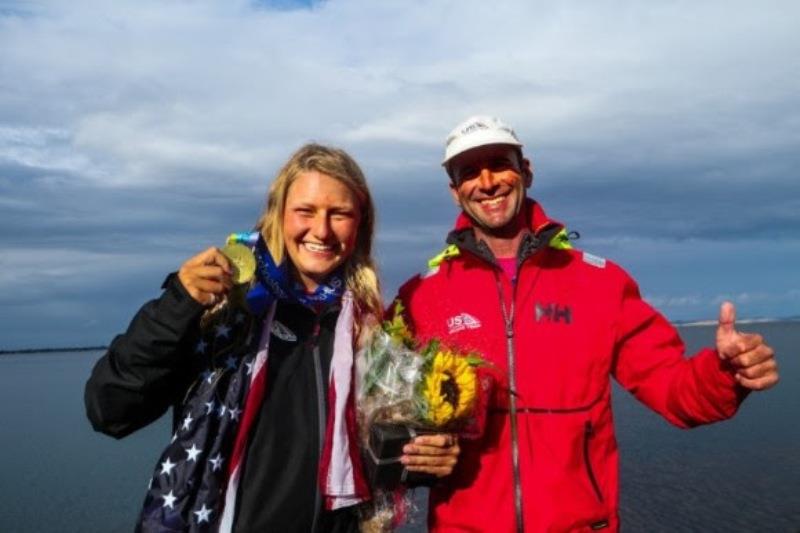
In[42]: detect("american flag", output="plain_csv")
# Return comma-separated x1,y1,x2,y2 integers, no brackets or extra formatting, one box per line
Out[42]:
137,305,260,532
136,293,367,532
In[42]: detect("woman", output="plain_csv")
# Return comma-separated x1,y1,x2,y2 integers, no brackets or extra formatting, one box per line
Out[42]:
85,144,458,532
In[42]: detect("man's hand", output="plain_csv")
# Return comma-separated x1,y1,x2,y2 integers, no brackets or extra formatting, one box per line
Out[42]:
716,301,779,391
177,247,233,307
401,433,460,477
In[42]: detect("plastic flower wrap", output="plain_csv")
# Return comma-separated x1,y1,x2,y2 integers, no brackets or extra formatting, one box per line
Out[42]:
356,302,491,532
358,302,486,437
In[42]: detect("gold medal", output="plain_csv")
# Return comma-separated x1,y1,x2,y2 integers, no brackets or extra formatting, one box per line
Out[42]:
221,243,256,285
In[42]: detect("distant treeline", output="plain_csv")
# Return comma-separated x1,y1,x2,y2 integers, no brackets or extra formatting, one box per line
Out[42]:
0,346,108,355
3,317,799,355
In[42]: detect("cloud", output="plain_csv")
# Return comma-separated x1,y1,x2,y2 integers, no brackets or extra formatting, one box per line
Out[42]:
0,0,798,346
3,1,796,188
711,290,800,307
0,126,93,180
644,288,800,322
644,294,705,310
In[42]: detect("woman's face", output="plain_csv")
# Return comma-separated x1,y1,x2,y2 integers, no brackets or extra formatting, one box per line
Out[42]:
282,170,362,292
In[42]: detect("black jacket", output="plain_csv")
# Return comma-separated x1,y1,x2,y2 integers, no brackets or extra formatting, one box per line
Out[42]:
85,275,358,532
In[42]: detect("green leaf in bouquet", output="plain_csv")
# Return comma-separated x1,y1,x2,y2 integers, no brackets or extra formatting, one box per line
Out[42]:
421,339,440,359
381,301,415,349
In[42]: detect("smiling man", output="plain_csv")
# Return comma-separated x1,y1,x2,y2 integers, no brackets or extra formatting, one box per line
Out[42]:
392,116,779,532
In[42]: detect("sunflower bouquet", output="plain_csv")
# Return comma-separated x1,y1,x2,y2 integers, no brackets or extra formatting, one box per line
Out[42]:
357,302,488,484
356,302,491,531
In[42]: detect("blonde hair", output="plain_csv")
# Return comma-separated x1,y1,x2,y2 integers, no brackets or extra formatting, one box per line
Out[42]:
255,143,383,334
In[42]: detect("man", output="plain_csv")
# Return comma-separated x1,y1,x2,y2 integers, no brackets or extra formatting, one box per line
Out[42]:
393,116,778,532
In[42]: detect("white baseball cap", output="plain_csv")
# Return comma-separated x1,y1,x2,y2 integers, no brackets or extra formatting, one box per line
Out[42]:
442,115,523,165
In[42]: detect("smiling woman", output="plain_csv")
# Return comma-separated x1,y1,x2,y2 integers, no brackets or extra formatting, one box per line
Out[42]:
83,143,459,533
282,171,362,292
256,145,381,323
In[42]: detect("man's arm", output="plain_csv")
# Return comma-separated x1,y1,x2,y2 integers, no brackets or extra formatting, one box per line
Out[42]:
612,275,778,428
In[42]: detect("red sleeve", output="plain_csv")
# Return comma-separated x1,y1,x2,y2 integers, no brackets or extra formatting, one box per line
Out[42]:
388,274,425,334
611,272,748,428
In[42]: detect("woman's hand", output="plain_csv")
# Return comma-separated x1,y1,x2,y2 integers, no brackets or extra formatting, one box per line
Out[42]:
401,433,460,477
177,247,234,306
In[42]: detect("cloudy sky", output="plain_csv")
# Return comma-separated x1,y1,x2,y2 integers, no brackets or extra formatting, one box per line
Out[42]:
1,0,798,349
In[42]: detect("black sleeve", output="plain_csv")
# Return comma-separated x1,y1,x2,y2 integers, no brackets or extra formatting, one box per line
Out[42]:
84,273,206,438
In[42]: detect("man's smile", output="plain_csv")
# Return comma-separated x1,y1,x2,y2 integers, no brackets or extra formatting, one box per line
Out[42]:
478,195,507,207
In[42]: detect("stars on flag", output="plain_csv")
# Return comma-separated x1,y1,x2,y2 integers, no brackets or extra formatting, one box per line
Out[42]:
195,339,207,354
138,316,255,529
185,444,202,462
209,453,224,472
162,490,177,510
194,503,213,524
160,457,177,476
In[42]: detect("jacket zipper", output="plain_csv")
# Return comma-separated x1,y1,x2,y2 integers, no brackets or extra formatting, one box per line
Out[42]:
310,320,326,533
583,421,604,502
495,274,525,533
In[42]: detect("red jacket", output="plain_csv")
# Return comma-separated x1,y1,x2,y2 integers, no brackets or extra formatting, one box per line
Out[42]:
394,200,745,532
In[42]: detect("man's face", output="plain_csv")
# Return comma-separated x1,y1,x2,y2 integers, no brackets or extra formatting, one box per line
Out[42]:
448,144,532,233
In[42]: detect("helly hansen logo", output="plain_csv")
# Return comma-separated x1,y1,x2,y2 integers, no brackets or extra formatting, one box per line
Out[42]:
534,302,572,324
447,313,482,334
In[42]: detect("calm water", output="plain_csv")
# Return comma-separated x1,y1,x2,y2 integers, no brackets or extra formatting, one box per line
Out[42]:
1,323,798,532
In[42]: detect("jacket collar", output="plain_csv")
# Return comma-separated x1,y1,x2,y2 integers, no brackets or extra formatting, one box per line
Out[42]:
445,198,564,266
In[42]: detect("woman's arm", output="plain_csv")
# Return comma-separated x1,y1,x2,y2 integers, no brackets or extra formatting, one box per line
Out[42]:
84,274,207,438
85,248,234,437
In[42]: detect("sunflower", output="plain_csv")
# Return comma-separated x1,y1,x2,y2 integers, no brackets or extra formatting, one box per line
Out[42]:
421,350,478,426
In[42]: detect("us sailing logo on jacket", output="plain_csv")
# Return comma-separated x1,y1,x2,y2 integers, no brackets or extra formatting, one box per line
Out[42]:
534,302,572,324
447,312,482,334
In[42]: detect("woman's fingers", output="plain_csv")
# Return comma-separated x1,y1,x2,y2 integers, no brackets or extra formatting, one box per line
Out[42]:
191,265,235,286
409,434,454,448
404,464,456,476
184,247,232,271
178,248,234,305
401,433,460,477
192,276,231,295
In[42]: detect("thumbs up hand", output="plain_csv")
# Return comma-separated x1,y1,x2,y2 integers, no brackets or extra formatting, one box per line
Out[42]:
716,302,779,391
